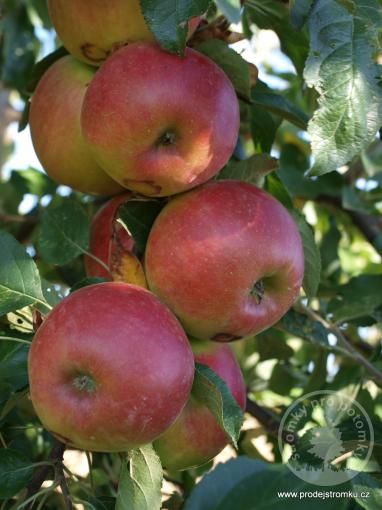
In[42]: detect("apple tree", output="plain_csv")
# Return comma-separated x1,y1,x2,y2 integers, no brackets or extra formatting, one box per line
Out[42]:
0,1,382,509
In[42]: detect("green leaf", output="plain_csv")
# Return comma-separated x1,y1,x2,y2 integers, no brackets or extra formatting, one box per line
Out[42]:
0,4,38,94
39,198,90,265
304,0,382,176
217,154,278,186
71,277,109,293
320,218,341,280
0,180,24,217
185,458,349,510
26,46,68,95
192,362,244,447
0,231,47,316
291,211,321,299
0,388,29,421
269,363,299,396
0,448,34,499
140,0,211,54
335,0,356,13
294,415,377,466
290,0,315,30
0,338,30,394
116,444,163,510
279,309,333,350
244,0,309,74
184,457,268,510
41,279,65,307
351,472,382,509
256,330,294,361
252,80,309,129
264,174,294,209
118,199,164,256
251,106,281,153
278,143,343,200
216,0,241,23
328,275,382,323
264,174,321,298
18,100,31,132
10,168,57,197
341,186,377,214
196,39,250,101
29,0,53,27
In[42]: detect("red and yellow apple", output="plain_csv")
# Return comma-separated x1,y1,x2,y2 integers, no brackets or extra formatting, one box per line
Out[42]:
84,193,147,287
81,42,240,197
145,180,305,341
47,0,201,66
154,339,246,470
29,56,122,196
28,283,194,452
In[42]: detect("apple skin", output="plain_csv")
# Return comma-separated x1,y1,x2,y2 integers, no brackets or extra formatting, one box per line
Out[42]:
29,56,123,196
28,283,194,452
154,339,246,470
47,0,201,66
84,193,147,287
145,180,305,341
81,42,240,197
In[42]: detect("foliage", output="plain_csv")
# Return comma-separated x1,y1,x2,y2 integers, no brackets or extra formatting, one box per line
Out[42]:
0,0,381,509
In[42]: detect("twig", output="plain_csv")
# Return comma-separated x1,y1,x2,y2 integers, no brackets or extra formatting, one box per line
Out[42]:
54,462,73,510
24,439,65,510
85,451,95,492
245,397,296,445
0,215,36,224
0,214,39,245
299,304,382,387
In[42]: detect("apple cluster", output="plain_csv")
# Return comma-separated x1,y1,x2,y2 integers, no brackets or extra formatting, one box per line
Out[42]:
28,0,305,471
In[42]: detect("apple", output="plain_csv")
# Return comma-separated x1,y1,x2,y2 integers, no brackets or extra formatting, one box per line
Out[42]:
29,56,123,196
145,180,305,341
154,339,246,470
84,193,147,287
47,0,201,66
28,283,194,452
81,42,240,197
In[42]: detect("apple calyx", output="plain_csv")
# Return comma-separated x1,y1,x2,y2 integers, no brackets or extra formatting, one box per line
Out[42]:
250,280,265,304
72,374,97,393
157,130,177,147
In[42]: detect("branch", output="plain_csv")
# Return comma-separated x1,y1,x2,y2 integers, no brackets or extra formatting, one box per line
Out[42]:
24,439,65,510
55,461,73,510
0,214,37,224
299,304,382,387
316,195,382,256
245,397,296,445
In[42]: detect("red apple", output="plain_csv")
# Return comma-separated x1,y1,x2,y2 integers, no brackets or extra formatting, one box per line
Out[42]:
81,42,240,197
28,283,194,452
145,180,305,341
84,193,147,287
154,340,246,470
48,0,201,66
30,56,123,196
